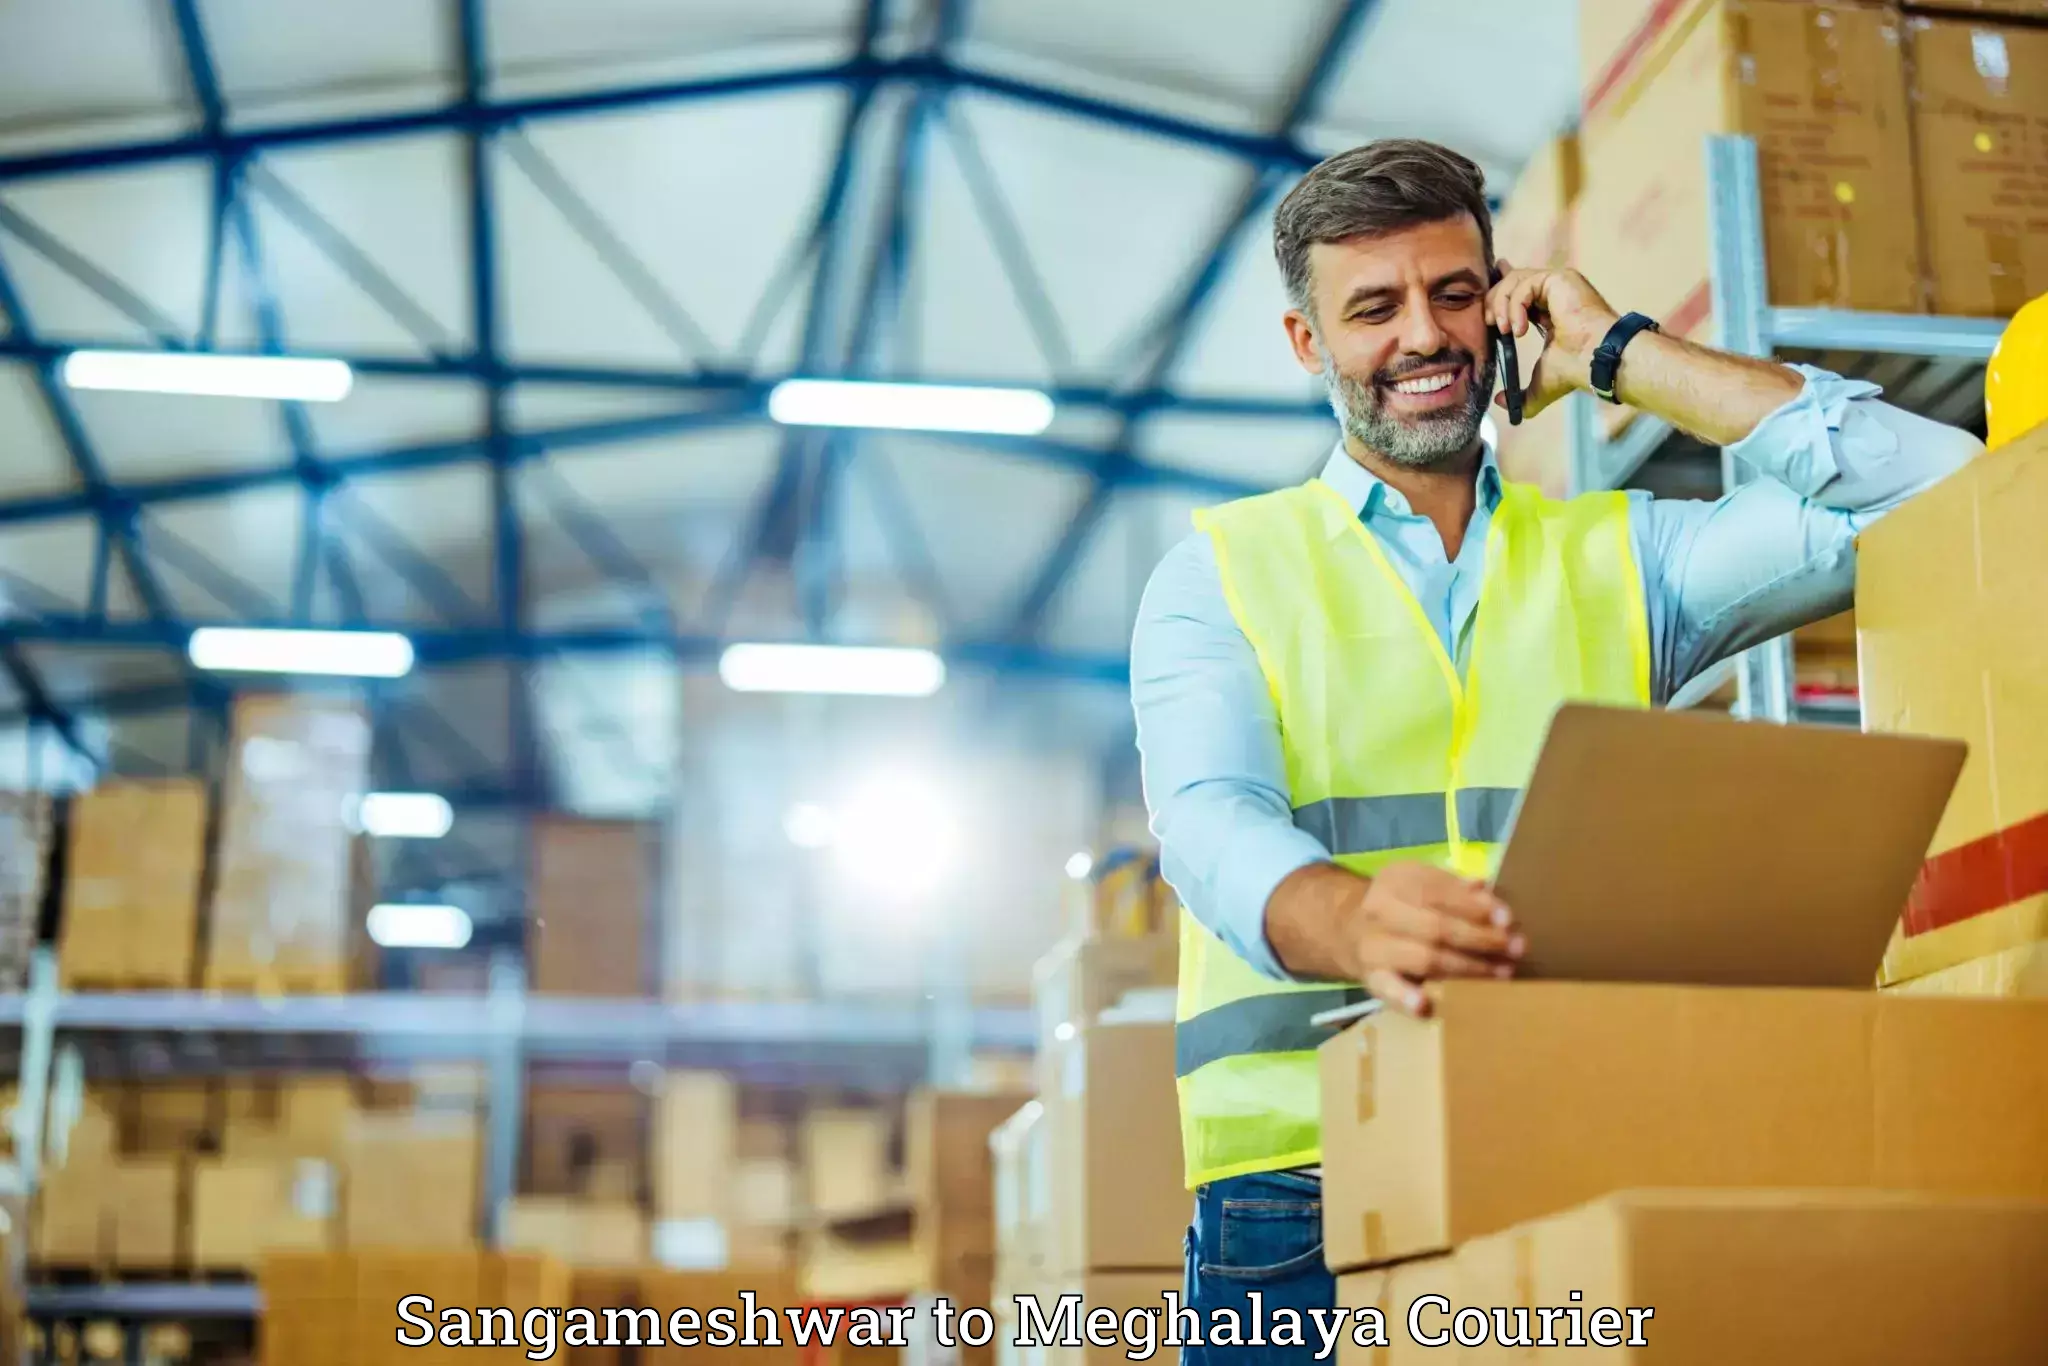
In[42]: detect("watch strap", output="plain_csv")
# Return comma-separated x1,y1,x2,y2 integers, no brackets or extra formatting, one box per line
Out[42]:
1590,311,1661,404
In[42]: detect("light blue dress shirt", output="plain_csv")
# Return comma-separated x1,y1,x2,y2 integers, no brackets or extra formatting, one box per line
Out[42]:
1129,365,1984,981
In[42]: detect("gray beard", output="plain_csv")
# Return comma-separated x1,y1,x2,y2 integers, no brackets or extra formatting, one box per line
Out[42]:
1320,344,1496,471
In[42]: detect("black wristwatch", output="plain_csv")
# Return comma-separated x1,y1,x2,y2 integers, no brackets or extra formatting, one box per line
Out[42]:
1589,312,1661,404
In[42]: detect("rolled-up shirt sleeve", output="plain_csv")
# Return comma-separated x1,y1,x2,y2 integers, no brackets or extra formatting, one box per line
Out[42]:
1637,364,1985,695
1129,531,1330,982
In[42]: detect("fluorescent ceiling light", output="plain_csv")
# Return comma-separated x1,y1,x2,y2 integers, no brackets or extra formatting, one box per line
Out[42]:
767,379,1054,435
366,902,473,950
719,643,945,697
62,349,354,402
188,627,414,678
1065,851,1094,881
358,792,454,840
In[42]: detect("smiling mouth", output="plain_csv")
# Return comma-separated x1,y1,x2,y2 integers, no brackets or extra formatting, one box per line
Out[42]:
1380,364,1468,401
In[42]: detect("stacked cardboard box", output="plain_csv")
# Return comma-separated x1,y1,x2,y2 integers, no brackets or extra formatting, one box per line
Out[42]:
58,779,208,988
800,1107,899,1220
345,1109,482,1249
527,817,651,997
205,694,373,994
525,1078,645,1201
1861,424,2048,995
1317,979,2048,1358
1489,134,1582,498
258,1248,570,1366
1906,14,2048,317
1028,931,1176,1095
1574,0,1921,437
633,1269,803,1365
0,792,51,992
906,1088,1033,1339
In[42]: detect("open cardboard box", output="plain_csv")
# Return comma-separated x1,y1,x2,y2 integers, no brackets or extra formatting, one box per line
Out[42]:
1314,703,2048,1272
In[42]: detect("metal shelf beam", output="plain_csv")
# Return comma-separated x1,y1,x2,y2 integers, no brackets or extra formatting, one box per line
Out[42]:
0,990,1036,1055
26,1283,261,1319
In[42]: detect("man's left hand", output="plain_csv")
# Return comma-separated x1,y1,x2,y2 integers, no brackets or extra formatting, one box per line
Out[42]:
1486,261,1622,420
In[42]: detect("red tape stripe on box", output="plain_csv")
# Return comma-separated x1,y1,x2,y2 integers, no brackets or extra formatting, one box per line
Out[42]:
1903,809,2048,938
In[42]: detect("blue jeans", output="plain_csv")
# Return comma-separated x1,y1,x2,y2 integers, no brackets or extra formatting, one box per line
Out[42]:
1180,1169,1335,1365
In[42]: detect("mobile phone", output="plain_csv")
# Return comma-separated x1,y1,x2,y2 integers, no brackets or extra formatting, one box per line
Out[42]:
1491,265,1524,428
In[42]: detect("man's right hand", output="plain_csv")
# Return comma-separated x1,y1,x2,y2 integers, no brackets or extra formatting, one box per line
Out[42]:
1265,861,1523,1018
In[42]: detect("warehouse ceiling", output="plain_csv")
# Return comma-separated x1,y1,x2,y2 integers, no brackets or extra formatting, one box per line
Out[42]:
0,0,1580,931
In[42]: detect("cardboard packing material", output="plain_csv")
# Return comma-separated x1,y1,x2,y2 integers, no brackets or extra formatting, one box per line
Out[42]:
990,1100,1047,1296
1888,939,2048,1000
566,1270,640,1366
798,1228,922,1301
343,1113,480,1247
909,1089,1035,1291
1030,932,1176,1089
735,1156,798,1227
351,1251,484,1366
0,792,51,992
255,1251,353,1366
525,1079,644,1197
634,1269,803,1366
112,1159,185,1269
801,1107,898,1218
1317,978,2048,1271
499,1197,647,1270
58,779,208,988
651,1070,735,1220
527,816,651,998
123,1081,220,1156
206,694,372,993
1857,425,2048,985
1041,1021,1188,1276
1489,135,1582,498
33,1161,108,1268
1907,17,2048,318
191,1159,337,1271
1575,0,1920,434
1335,1190,2048,1364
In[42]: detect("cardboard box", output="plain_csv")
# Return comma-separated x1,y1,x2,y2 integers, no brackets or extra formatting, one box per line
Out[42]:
566,1270,640,1366
123,1081,220,1156
344,1114,479,1247
1885,938,2048,1000
1318,979,2048,1270
255,1251,352,1366
59,779,207,988
735,1156,797,1227
111,1159,185,1269
527,816,651,997
798,1229,922,1301
499,1198,647,1270
191,1159,338,1271
990,1101,1047,1292
1907,17,2048,317
1041,1022,1188,1276
1337,1190,2048,1363
801,1107,898,1219
0,792,51,992
909,1090,1033,1292
351,1252,484,1366
205,694,372,993
1489,135,1583,497
525,1079,644,1198
1576,0,1920,433
634,1269,802,1365
651,1070,735,1220
1857,429,2048,984
1030,932,1177,1086
33,1159,109,1268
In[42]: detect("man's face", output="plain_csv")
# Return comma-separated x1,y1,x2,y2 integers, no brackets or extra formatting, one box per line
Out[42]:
1283,215,1497,470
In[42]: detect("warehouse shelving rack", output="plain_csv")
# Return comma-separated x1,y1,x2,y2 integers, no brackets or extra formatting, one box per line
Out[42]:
1564,134,2007,725
0,947,1032,1334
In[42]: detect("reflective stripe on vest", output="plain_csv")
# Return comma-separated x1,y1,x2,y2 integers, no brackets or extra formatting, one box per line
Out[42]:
1292,787,1521,855
1171,474,1652,1190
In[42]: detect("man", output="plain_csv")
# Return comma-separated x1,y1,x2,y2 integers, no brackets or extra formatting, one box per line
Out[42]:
1128,138,1983,1358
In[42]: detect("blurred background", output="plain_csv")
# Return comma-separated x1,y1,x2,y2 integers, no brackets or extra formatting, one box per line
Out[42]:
0,0,2026,1359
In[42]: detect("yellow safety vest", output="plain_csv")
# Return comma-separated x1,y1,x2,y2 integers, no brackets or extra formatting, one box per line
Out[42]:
1174,473,1652,1188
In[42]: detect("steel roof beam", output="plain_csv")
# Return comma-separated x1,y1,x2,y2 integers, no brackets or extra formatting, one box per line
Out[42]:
0,56,1318,186
1002,0,1379,641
